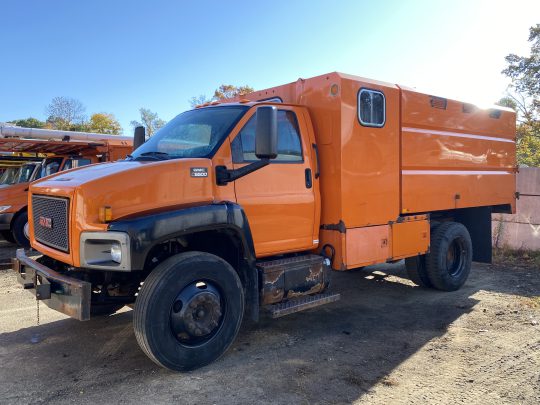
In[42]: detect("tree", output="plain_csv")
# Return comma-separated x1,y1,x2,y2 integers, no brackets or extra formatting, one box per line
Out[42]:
130,108,166,137
88,113,122,134
45,96,86,130
188,84,255,108
501,24,540,167
188,95,210,108
7,117,46,128
213,84,254,100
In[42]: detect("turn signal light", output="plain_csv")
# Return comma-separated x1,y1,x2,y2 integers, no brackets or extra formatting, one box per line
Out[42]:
99,206,113,223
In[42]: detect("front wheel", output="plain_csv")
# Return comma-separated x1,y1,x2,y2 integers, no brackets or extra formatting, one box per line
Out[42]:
133,252,244,371
12,212,30,247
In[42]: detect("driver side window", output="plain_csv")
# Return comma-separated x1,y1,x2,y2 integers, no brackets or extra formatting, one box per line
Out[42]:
232,110,303,163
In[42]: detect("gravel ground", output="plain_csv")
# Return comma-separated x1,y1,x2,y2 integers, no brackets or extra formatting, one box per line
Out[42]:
0,240,539,404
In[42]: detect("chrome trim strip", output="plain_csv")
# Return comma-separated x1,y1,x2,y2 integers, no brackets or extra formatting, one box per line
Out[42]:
402,126,515,144
402,170,513,175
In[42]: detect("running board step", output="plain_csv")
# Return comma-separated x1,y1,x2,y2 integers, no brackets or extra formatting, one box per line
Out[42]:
266,292,341,318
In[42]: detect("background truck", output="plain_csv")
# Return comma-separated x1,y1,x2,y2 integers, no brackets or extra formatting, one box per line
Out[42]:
0,125,132,245
13,72,516,371
0,156,43,185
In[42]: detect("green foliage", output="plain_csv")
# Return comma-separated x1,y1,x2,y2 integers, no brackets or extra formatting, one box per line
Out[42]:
496,96,517,111
88,113,122,134
7,117,46,128
516,123,540,167
130,108,166,137
501,24,540,167
503,24,540,106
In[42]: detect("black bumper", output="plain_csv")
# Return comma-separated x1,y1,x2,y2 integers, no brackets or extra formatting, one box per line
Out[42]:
13,249,91,321
0,212,14,230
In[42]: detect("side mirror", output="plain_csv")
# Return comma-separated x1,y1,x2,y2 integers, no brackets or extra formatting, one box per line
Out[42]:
133,126,146,150
255,106,278,160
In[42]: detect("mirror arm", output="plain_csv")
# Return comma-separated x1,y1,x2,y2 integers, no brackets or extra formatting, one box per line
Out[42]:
215,159,270,186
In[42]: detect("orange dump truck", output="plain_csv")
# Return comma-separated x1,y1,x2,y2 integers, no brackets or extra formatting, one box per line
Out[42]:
13,72,516,371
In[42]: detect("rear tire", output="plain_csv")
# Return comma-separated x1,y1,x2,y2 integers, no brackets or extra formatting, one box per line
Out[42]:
133,252,244,371
12,212,30,247
0,230,15,243
405,255,432,287
404,221,441,288
425,222,472,291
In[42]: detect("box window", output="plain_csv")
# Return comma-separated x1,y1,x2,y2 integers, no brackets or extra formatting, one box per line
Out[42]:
358,89,385,127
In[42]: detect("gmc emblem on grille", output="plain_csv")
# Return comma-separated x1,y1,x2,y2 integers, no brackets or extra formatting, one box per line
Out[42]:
39,216,53,229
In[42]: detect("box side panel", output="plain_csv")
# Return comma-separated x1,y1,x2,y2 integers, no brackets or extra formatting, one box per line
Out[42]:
402,172,515,213
340,78,401,227
400,88,517,214
344,225,390,269
391,219,430,260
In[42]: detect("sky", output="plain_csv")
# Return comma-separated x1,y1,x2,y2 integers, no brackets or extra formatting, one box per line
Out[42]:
1,0,539,134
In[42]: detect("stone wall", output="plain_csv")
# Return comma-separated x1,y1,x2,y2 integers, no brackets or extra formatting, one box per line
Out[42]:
492,167,540,251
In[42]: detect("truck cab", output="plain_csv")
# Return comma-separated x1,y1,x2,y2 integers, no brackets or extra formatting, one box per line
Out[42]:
13,72,516,372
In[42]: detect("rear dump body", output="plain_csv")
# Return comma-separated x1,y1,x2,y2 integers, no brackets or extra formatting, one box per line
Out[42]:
239,72,516,270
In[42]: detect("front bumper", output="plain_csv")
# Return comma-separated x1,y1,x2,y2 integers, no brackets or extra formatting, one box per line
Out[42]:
0,212,14,230
13,249,91,321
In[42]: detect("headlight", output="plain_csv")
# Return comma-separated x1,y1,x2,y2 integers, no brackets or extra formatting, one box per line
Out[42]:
0,205,12,213
110,243,122,263
80,231,130,271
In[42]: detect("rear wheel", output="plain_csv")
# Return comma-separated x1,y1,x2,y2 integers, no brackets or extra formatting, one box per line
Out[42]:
12,212,30,247
405,255,432,287
404,221,441,287
425,222,472,291
133,251,244,371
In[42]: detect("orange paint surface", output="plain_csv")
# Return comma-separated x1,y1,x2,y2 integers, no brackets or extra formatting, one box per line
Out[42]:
27,72,516,271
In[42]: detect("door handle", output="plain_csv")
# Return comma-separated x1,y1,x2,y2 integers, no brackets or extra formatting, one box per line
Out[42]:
305,168,312,189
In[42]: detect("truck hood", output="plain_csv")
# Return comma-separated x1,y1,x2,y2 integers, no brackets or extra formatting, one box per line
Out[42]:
30,159,215,226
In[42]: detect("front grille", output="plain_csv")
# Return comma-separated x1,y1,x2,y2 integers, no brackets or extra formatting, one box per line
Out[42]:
32,195,70,252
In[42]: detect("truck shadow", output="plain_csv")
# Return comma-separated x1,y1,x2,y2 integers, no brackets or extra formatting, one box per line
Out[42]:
0,261,536,404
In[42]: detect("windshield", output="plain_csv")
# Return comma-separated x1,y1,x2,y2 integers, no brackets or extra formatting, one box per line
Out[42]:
39,157,63,178
130,106,248,160
14,163,37,183
0,167,18,185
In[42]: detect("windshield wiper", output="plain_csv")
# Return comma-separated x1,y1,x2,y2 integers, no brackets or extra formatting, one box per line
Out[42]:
136,151,171,161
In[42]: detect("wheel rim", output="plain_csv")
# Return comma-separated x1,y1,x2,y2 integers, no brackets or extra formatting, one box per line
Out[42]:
446,238,465,277
23,222,30,239
169,281,224,347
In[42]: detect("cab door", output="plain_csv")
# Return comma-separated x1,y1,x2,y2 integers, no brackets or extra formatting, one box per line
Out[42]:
230,106,317,257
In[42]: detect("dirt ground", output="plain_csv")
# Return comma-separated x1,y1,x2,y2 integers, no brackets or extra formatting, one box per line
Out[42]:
0,240,539,405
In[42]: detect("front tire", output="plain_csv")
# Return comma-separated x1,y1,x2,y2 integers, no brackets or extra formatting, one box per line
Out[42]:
12,211,30,247
133,252,244,371
425,222,472,291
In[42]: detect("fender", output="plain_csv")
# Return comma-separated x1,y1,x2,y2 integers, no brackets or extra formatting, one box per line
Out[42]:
107,202,260,321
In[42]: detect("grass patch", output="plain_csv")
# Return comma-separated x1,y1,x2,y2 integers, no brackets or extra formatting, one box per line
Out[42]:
492,247,540,268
